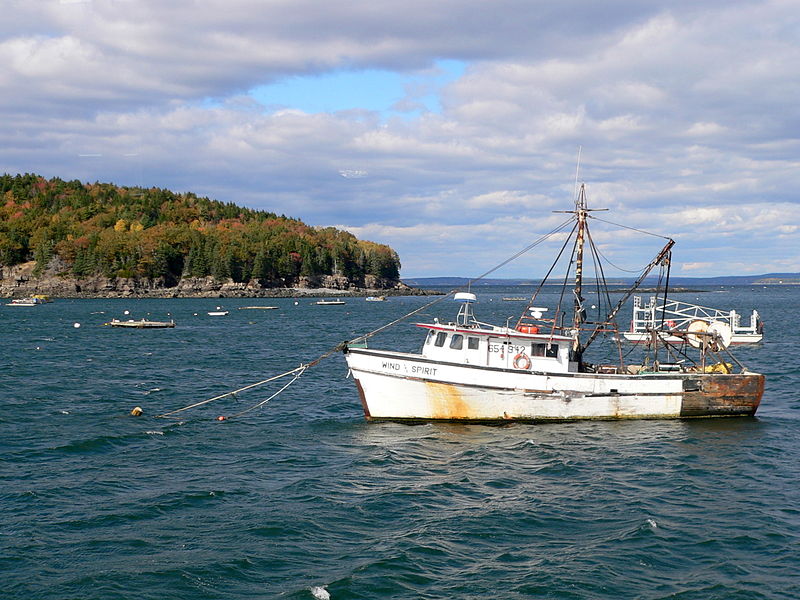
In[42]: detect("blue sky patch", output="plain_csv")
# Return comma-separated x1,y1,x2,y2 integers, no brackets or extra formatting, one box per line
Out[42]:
248,59,466,116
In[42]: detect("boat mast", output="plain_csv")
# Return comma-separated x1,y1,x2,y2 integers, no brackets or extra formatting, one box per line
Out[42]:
572,184,588,356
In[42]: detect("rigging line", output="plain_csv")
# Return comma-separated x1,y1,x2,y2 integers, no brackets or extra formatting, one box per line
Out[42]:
587,215,672,241
360,217,577,343
466,216,575,284
585,227,621,327
349,291,456,343
517,221,579,331
156,366,306,418
589,242,647,274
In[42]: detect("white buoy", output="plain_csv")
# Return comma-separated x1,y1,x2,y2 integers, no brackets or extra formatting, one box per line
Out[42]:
310,586,330,600
124,310,130,315
73,322,81,328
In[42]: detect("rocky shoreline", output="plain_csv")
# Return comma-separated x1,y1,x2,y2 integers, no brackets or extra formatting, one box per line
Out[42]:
0,261,438,299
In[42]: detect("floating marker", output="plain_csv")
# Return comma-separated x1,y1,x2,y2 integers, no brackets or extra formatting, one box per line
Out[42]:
310,586,330,600
131,406,143,416
217,415,227,421
73,322,81,328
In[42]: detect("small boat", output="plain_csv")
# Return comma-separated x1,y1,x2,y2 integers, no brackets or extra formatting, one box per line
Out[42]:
208,306,229,316
6,298,37,306
365,296,386,302
5,296,48,306
343,183,764,423
502,297,526,301
316,299,346,306
107,319,175,328
623,296,763,345
238,306,279,310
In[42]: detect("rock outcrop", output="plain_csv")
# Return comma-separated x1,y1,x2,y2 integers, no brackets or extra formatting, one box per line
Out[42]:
0,261,425,298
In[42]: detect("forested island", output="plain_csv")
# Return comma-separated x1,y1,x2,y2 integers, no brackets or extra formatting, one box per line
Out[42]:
0,173,415,298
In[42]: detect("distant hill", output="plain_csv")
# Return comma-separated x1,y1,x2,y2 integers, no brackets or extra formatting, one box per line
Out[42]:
0,173,400,289
403,273,800,287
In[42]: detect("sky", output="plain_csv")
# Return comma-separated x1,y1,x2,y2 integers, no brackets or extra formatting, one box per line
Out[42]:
1,0,798,279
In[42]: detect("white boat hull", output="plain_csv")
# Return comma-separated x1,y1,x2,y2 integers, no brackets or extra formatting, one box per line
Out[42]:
344,347,763,422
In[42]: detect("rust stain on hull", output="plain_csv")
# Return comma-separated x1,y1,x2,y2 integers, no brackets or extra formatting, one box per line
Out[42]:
680,373,764,417
425,381,476,420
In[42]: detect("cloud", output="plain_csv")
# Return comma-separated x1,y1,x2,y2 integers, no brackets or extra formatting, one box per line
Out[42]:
1,0,798,278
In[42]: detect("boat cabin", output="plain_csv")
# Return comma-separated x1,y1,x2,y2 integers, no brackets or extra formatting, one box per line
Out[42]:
417,324,576,373
414,291,577,373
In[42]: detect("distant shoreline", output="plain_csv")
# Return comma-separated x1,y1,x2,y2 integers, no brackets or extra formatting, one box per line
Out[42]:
403,274,800,287
0,286,443,300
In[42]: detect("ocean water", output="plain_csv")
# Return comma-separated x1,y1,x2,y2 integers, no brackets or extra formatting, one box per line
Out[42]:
1,286,798,599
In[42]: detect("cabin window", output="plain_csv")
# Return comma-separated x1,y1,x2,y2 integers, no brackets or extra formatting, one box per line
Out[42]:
467,337,479,350
435,332,447,347
426,330,436,344
532,343,559,358
450,334,464,350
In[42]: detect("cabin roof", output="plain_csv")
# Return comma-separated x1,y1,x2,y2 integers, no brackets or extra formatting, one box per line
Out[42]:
415,322,572,342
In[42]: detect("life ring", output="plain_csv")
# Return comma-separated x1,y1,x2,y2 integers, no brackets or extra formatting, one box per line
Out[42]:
665,320,676,329
513,352,532,370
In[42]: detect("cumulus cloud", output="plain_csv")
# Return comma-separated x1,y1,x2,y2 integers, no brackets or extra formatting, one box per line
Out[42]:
1,0,798,277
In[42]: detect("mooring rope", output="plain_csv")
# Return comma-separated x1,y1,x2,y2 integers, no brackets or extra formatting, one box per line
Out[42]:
151,221,579,420
347,291,456,344
155,365,306,419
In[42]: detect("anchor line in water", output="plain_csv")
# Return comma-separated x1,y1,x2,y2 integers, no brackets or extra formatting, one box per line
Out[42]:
154,221,582,420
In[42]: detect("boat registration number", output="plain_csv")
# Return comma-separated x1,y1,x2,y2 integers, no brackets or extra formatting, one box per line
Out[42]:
488,343,527,354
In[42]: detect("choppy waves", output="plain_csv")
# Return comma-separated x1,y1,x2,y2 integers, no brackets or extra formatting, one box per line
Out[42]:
2,293,799,599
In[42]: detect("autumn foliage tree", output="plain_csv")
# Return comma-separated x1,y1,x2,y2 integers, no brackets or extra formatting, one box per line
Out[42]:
0,174,401,285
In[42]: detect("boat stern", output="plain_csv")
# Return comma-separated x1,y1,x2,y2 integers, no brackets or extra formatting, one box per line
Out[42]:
679,372,765,417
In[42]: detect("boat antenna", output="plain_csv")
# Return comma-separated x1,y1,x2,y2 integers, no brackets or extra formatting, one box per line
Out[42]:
573,145,582,202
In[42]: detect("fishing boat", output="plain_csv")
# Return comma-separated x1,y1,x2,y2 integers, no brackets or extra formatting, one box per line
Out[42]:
343,184,764,423
365,296,387,302
316,299,346,306
207,306,229,316
623,296,763,345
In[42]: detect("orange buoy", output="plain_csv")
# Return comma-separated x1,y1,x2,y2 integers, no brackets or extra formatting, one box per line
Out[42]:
217,415,227,421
